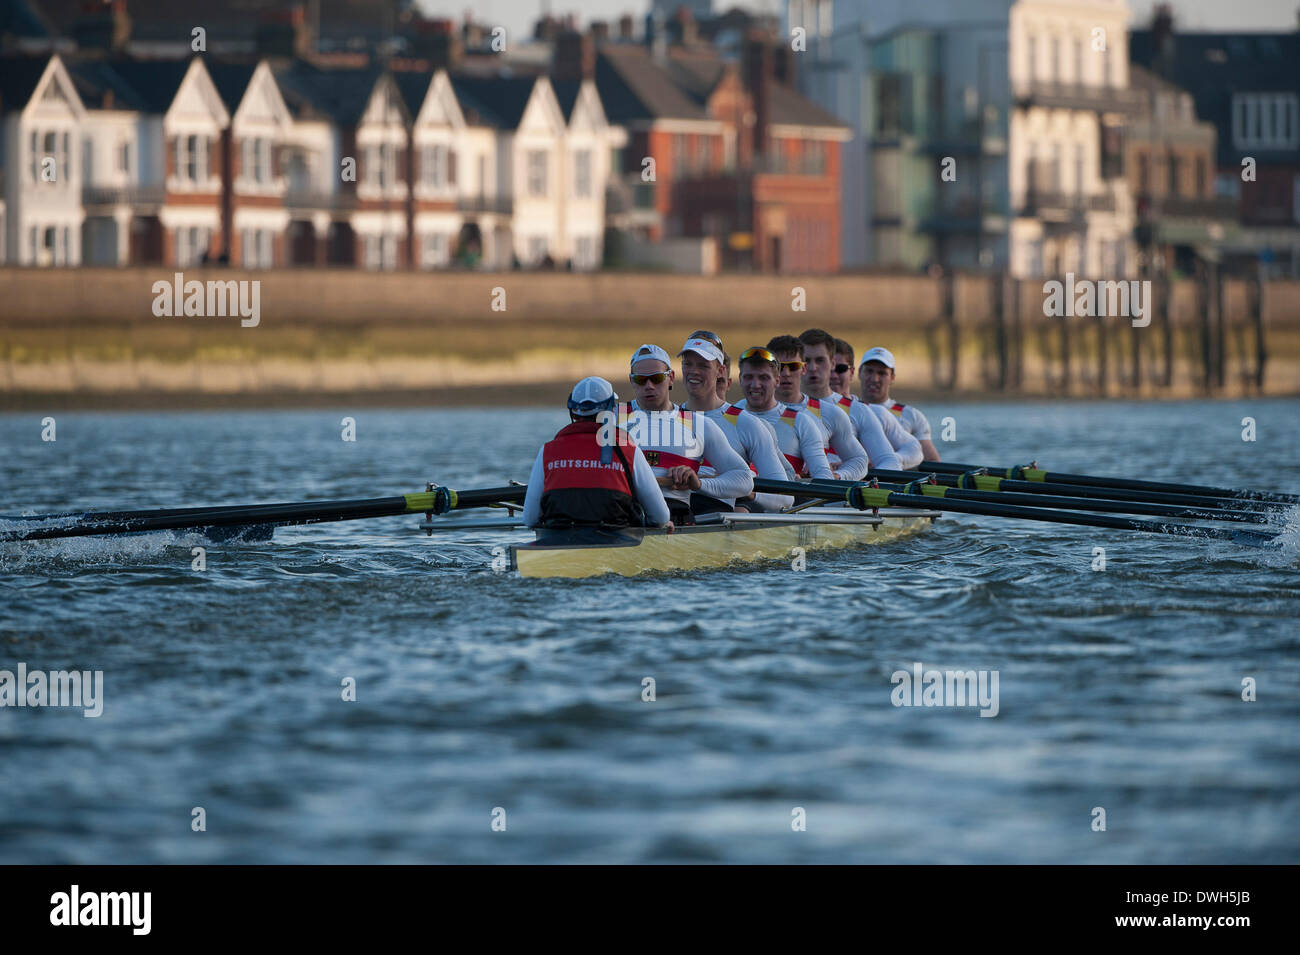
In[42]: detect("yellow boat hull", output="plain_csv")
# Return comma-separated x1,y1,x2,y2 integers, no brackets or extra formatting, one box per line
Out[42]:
509,509,939,579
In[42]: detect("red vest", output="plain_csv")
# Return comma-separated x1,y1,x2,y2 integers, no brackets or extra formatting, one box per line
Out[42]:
539,421,641,527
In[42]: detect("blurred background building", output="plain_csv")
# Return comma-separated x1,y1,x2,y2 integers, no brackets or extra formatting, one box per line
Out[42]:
1,0,1297,276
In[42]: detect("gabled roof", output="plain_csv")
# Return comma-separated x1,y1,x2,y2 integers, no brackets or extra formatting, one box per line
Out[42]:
550,78,582,121
0,52,51,111
204,61,258,114
664,54,728,107
84,57,193,113
1129,28,1300,162
392,70,433,118
595,45,709,122
273,60,382,123
0,0,54,42
448,73,537,128
768,82,848,130
66,57,152,110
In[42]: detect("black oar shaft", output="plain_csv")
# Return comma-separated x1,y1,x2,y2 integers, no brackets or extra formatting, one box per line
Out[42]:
920,461,1300,505
751,478,1276,546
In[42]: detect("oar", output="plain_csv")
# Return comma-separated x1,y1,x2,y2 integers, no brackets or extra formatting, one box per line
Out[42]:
919,461,1300,506
866,468,1277,513
0,485,525,543
858,471,1268,523
752,478,1279,546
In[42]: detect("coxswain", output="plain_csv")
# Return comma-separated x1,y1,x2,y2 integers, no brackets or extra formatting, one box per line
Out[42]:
677,336,794,512
764,334,870,480
622,343,753,523
829,337,923,470
521,376,670,529
859,346,941,462
732,346,834,480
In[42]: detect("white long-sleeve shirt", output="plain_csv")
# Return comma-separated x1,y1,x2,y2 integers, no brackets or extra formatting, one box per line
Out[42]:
827,392,903,472
623,402,754,507
736,400,834,480
692,402,794,511
784,394,870,480
522,439,670,528
867,401,923,470
874,400,933,443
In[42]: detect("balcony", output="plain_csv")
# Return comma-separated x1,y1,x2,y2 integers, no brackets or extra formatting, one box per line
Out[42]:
1014,81,1145,116
1138,194,1239,220
284,190,357,212
917,195,1010,234
82,185,166,209
457,195,513,215
1018,189,1116,218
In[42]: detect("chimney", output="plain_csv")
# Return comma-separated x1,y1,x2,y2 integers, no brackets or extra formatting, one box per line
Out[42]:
533,15,560,42
553,29,595,82
673,5,698,47
590,21,609,44
773,44,797,87
650,12,667,61
256,5,312,58
743,30,773,160
70,0,132,54
618,14,634,42
1152,3,1175,75
412,18,462,70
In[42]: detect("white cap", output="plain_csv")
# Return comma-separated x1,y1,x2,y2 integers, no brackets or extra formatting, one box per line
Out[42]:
629,343,672,370
677,337,725,364
859,346,896,370
568,376,618,415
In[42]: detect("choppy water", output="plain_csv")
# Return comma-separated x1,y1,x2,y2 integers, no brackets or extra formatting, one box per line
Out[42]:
1,400,1298,863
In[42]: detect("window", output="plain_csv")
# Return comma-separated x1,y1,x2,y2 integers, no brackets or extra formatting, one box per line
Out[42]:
1074,39,1084,85
421,233,447,268
378,144,392,188
574,149,591,198
423,144,446,188
1050,37,1060,83
1167,154,1180,196
1232,93,1300,150
673,134,687,174
574,236,595,269
527,236,547,263
1026,34,1037,83
1137,152,1149,194
363,235,381,269
1074,143,1084,196
119,140,131,174
527,150,548,197
175,226,210,267
380,234,396,270
186,135,200,181
1195,156,1206,196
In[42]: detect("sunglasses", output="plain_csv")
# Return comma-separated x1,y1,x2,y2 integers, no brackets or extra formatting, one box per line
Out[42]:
778,360,805,373
630,372,669,386
738,346,776,363
834,363,852,375
688,330,723,347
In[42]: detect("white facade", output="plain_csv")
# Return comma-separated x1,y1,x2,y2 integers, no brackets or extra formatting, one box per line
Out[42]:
559,81,612,271
160,59,229,267
786,0,1136,276
510,79,567,267
2,56,87,265
231,62,292,268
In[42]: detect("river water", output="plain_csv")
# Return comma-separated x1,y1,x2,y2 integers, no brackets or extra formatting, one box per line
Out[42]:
1,400,1298,863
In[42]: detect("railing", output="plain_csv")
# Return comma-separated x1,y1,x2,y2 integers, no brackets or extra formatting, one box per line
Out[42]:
82,185,166,206
1013,81,1145,115
1139,194,1239,219
456,195,513,215
283,190,357,211
1018,189,1116,217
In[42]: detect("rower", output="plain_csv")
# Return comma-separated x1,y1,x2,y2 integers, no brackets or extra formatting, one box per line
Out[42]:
687,328,732,401
623,343,754,524
733,345,834,480
521,376,670,530
859,346,941,462
677,336,793,512
794,328,903,474
764,334,869,480
830,337,923,470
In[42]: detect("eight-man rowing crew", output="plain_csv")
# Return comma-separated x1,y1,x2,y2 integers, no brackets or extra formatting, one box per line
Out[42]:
521,329,941,531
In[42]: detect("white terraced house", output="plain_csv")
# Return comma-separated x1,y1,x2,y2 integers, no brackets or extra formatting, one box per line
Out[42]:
209,61,294,269
397,69,472,271
553,77,616,271
0,55,87,266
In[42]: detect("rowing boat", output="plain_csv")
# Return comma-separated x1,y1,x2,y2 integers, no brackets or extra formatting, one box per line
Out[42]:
507,507,941,578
